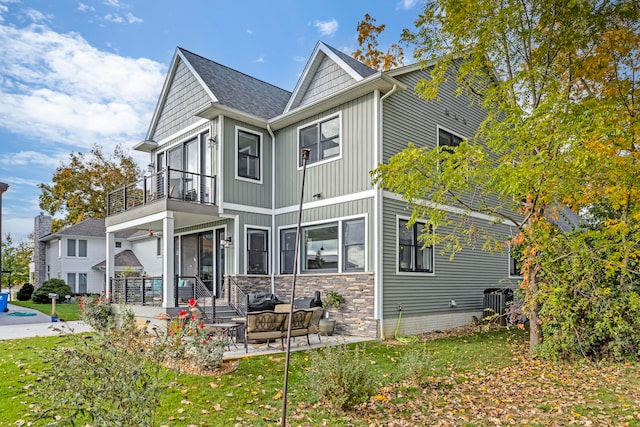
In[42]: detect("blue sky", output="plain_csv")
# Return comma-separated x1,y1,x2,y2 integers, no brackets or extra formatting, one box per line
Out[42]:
0,0,422,242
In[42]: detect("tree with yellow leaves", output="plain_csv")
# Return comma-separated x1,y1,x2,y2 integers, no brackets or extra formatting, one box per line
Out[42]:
38,144,141,231
353,14,404,71
373,0,640,358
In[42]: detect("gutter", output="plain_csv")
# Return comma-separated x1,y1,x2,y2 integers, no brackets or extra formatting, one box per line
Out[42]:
375,84,398,340
267,123,276,293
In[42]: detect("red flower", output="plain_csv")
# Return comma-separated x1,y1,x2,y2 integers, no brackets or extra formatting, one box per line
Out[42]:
188,298,198,308
202,340,207,345
178,309,188,319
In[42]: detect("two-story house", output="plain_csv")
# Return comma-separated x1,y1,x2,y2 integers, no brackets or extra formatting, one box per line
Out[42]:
33,215,156,293
105,42,521,338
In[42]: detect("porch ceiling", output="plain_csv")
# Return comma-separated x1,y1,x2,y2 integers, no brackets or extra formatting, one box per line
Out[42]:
105,199,220,233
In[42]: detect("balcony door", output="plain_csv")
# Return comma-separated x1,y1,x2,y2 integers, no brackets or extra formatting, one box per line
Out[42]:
180,231,215,293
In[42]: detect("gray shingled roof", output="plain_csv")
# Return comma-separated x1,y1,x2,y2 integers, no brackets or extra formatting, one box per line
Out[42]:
179,48,292,120
41,218,140,241
54,218,105,238
92,249,143,270
323,43,378,79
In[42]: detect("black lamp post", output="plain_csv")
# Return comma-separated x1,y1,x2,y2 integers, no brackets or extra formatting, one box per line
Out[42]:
0,182,9,293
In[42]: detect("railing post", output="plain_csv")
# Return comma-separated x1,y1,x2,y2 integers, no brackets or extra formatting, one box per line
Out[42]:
141,278,145,305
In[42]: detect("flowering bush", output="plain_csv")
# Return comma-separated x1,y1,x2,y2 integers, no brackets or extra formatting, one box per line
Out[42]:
156,301,229,370
79,293,114,330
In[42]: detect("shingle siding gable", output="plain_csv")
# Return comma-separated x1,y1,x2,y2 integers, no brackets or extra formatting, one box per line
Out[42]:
297,55,356,108
152,59,211,141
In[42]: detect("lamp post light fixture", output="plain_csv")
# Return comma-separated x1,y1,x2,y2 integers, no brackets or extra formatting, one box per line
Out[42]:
0,182,9,293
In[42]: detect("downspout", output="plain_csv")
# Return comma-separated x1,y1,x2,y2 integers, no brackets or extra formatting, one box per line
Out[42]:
375,84,397,340
267,124,276,293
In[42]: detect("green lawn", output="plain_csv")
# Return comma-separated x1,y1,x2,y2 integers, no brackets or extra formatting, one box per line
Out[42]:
9,300,80,321
0,327,638,426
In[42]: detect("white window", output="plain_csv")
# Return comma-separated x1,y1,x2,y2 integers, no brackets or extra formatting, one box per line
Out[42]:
280,216,366,274
236,128,262,182
438,127,463,151
247,228,268,274
67,239,87,257
509,244,524,277
398,219,434,273
67,239,76,257
298,114,340,166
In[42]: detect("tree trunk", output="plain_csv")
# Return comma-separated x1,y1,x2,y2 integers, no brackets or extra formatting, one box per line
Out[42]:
526,266,542,351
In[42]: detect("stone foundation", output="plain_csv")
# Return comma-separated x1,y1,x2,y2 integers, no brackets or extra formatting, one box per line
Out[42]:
234,273,377,338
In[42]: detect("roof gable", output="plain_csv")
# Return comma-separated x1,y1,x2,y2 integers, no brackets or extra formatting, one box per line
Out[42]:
285,42,377,113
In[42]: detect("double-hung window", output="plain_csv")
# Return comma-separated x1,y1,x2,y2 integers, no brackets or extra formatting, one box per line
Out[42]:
299,115,340,166
343,218,365,271
398,219,433,273
67,239,87,257
237,129,261,181
247,229,268,274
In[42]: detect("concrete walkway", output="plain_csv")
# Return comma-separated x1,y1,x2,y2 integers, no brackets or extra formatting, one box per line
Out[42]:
0,303,92,340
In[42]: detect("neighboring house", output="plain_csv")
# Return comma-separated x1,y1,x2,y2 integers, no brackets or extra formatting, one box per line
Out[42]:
32,215,154,293
104,42,522,338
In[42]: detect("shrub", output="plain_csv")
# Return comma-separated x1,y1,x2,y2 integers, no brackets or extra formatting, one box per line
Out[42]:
154,306,229,370
79,294,114,331
30,306,165,426
16,283,34,301
307,343,376,412
31,278,73,303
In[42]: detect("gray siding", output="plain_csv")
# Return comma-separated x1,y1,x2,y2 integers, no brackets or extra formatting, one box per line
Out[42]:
381,197,520,321
221,117,273,209
274,93,377,208
383,67,483,161
152,59,211,141
298,55,356,108
230,211,272,274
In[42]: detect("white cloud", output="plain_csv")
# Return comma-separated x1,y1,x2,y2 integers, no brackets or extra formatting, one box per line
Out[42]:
0,150,67,168
246,28,253,35
314,19,338,37
256,56,265,63
23,8,51,23
104,0,121,7
0,21,166,152
77,3,95,13
124,12,141,24
397,0,419,10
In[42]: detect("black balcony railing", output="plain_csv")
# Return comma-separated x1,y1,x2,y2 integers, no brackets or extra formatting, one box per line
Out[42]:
107,168,216,216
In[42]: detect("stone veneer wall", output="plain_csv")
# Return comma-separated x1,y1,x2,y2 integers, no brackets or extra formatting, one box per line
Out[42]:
235,273,377,338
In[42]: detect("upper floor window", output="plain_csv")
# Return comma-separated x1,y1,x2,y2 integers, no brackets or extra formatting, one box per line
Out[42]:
67,239,87,257
299,114,340,166
343,218,365,272
237,128,262,181
247,228,268,274
438,128,463,151
115,241,122,248
398,219,433,273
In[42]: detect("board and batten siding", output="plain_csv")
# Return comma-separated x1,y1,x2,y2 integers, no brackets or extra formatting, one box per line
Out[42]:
383,67,486,163
225,210,272,275
152,58,211,142
380,197,520,336
274,93,377,208
221,117,272,209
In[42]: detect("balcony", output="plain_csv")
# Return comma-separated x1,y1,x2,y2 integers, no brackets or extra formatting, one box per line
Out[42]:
106,168,218,228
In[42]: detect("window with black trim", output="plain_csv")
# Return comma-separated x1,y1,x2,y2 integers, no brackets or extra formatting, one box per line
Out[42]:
238,130,261,180
279,217,366,274
438,128,463,151
398,219,433,273
299,115,340,166
343,218,365,271
247,229,268,274
280,229,297,274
